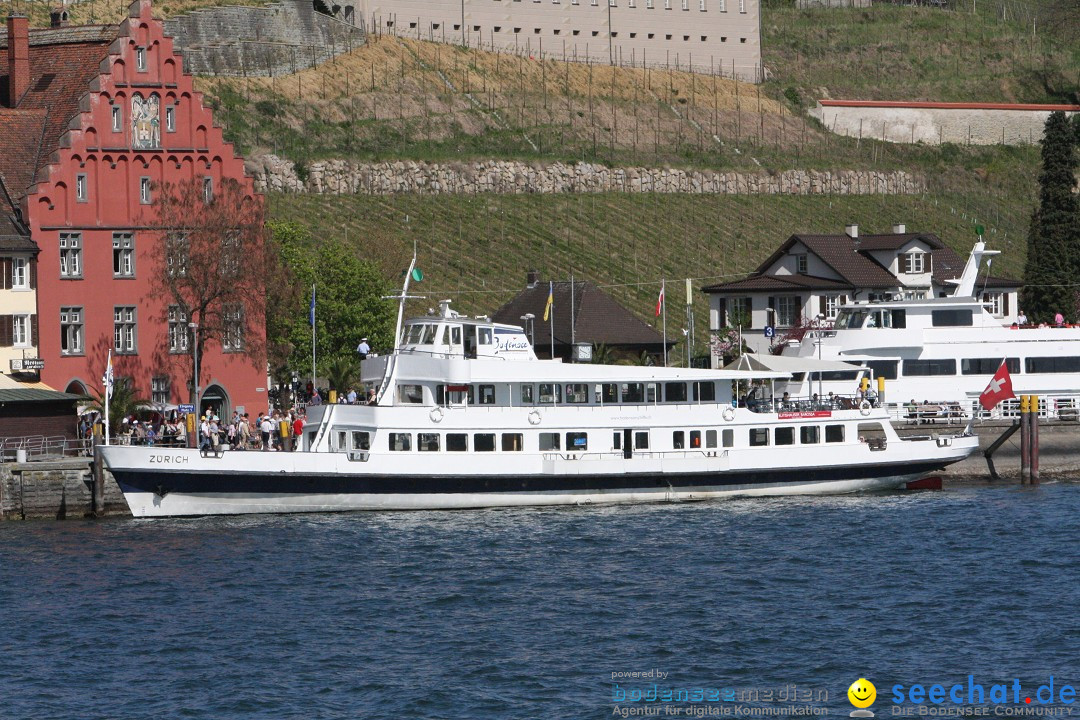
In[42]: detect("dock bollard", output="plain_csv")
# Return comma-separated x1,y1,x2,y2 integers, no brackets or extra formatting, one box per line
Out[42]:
1031,395,1040,485
1020,395,1030,485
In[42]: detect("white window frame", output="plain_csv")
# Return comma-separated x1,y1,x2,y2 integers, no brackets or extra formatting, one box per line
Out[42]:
11,257,28,289
114,306,137,354
136,46,147,71
113,233,135,277
151,375,170,405
76,173,88,202
983,292,1004,318
61,306,83,355
738,0,744,11
824,295,846,320
203,176,213,203
776,296,800,327
60,233,82,278
165,105,176,133
903,252,925,274
795,254,808,274
112,104,122,132
139,177,151,205
168,305,190,353
13,314,30,347
223,304,244,352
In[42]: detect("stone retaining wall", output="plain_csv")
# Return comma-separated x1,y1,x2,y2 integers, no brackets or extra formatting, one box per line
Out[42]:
0,460,127,520
246,155,927,195
164,0,366,77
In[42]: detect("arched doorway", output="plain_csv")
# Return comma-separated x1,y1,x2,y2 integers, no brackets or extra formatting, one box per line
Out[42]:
65,379,89,397
201,383,230,419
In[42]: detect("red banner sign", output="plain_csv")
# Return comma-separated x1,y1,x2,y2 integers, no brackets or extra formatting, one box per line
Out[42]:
777,411,833,419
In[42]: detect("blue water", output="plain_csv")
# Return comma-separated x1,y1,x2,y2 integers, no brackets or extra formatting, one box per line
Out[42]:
1,483,1077,719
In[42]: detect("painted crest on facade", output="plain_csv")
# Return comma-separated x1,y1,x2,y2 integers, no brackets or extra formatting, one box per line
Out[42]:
131,93,161,149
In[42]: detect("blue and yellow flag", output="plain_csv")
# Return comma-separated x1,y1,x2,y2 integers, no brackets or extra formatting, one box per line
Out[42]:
543,281,553,322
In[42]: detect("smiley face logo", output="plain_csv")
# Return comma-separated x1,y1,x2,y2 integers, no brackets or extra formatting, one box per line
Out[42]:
848,678,877,709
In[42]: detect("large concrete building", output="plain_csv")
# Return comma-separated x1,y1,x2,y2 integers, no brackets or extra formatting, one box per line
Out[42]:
364,0,761,80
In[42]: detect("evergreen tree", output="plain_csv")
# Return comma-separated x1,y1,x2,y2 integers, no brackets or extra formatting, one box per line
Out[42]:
1021,111,1080,322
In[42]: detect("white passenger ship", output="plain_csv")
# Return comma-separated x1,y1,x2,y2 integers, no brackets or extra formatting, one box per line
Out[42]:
100,266,978,517
779,243,1080,414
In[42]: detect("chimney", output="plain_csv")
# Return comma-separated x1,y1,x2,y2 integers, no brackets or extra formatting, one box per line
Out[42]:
6,15,30,108
526,269,539,288
50,7,69,27
892,223,906,234
845,223,859,239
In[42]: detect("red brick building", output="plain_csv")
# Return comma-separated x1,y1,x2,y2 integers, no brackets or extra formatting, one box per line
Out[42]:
0,1,267,416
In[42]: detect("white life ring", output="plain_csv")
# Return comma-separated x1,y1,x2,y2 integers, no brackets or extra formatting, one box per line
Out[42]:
859,400,872,416
429,407,444,423
722,406,736,422
528,409,542,425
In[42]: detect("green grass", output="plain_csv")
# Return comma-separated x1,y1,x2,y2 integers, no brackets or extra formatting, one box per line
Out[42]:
269,188,1033,351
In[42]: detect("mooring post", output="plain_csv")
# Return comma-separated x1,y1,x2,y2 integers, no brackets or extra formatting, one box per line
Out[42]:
92,437,105,517
1031,395,1040,485
1019,394,1030,485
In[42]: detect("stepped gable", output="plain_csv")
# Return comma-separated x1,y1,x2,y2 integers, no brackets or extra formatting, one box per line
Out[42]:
493,275,670,360
0,23,115,198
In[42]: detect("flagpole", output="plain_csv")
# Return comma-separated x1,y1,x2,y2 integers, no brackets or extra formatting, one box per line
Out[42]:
550,300,555,361
662,279,668,367
311,283,316,389
103,350,112,446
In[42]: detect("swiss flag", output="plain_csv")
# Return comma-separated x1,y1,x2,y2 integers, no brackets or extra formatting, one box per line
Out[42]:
979,360,1016,411
655,285,665,317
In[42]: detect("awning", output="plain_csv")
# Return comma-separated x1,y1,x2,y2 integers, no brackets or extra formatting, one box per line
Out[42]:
722,353,868,375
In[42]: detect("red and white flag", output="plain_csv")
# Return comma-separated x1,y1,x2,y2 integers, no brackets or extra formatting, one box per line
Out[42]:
655,283,665,317
979,360,1016,411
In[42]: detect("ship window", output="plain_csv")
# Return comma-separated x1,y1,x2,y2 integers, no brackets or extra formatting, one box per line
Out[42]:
891,309,907,328
566,432,588,450
613,432,622,450
963,358,1020,375
539,432,560,450
825,425,845,443
539,383,562,404
621,383,644,403
389,433,412,451
307,431,317,447
867,310,892,329
521,384,534,404
565,383,589,403
474,433,496,451
479,327,493,345
478,384,496,404
902,359,956,376
337,431,347,450
749,428,769,447
450,326,462,345
834,310,866,330
665,382,687,402
775,427,795,445
864,360,898,380
693,381,716,401
646,383,658,403
673,431,685,449
418,433,440,451
351,431,370,450
437,384,473,405
931,309,973,327
705,430,717,448
1025,356,1080,373
447,433,468,451
690,430,702,448
819,370,861,381
398,384,424,403
596,383,618,404
800,426,820,444
721,429,733,447
634,432,650,449
502,433,523,451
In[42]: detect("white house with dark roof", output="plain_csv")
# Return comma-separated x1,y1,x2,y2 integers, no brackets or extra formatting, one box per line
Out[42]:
702,224,1020,355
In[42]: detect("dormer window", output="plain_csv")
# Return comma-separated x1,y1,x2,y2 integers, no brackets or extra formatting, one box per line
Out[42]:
902,252,925,274
795,254,808,274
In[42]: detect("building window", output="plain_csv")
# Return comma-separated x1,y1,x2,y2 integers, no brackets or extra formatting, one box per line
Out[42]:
166,105,176,132
902,252,925,274
719,0,725,9
727,296,752,327
168,305,190,353
11,257,28,289
664,0,671,8
824,294,846,320
982,292,1004,318
136,46,147,71
140,177,151,204
167,233,189,278
113,233,135,277
223,304,244,352
59,233,82,278
795,253,808,274
76,173,88,202
61,307,83,355
682,0,688,9
776,296,800,327
12,314,30,347
152,376,169,405
700,0,706,9
203,176,213,203
114,306,137,354
738,0,744,10
646,0,653,8
112,104,122,132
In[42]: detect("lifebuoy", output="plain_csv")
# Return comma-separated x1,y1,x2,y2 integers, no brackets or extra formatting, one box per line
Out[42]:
859,400,872,416
528,409,542,425
429,407,444,423
722,406,736,422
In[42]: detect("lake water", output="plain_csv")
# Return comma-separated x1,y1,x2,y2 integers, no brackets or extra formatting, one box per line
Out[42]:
1,483,1077,719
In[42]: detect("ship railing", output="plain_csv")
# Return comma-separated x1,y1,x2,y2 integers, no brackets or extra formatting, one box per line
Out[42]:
0,435,86,461
884,394,1080,424
744,394,870,414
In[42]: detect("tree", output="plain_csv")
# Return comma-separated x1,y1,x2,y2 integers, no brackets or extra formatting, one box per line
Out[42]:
270,221,395,378
86,381,148,440
1021,111,1080,322
149,178,283,403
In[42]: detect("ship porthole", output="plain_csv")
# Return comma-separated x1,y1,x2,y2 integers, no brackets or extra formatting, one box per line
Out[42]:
528,409,542,425
430,407,444,423
722,406,736,422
